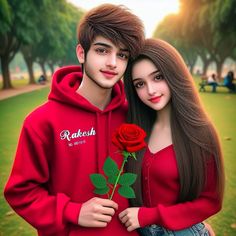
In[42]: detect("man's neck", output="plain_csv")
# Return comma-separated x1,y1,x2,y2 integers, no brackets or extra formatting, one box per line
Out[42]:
76,80,112,111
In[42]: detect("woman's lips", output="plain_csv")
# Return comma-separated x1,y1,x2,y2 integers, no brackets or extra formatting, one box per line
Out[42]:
148,95,162,103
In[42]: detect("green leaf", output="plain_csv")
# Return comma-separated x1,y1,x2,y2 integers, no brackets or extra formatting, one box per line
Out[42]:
94,186,109,195
118,186,136,198
90,174,107,189
131,152,137,160
103,157,119,177
122,151,131,159
119,173,137,186
108,175,117,184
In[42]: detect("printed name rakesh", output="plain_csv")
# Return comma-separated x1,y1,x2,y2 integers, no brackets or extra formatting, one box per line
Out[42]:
60,127,96,141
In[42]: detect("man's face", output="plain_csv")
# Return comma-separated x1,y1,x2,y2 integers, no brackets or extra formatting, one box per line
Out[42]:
77,36,130,89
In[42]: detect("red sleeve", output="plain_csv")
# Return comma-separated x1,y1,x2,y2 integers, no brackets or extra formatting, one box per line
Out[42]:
4,123,81,234
138,159,222,230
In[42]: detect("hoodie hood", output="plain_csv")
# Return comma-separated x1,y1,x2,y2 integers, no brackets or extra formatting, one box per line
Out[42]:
48,65,127,179
48,65,126,113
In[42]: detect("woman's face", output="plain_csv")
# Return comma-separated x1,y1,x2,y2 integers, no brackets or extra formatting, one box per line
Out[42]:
132,58,171,111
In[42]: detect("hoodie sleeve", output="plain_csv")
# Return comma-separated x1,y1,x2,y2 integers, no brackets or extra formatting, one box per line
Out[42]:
4,121,82,234
138,159,222,230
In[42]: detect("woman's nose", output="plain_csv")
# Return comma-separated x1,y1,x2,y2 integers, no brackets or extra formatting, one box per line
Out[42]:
147,83,155,95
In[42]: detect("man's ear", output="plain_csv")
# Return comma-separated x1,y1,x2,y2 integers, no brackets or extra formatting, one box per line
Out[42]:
76,44,85,64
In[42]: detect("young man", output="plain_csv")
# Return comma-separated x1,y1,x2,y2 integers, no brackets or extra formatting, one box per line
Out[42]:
4,4,144,236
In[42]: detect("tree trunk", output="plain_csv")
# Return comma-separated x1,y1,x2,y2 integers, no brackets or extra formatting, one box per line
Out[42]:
184,52,197,75
39,61,47,80
188,58,196,74
0,55,13,89
189,65,194,74
215,59,225,80
48,62,54,76
202,59,211,76
21,47,36,84
23,57,36,84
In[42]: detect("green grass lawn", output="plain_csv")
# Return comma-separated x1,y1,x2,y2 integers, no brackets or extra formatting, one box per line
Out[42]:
0,87,49,236
0,80,236,235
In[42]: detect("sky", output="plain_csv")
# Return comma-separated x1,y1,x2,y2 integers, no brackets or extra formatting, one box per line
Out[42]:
67,0,180,37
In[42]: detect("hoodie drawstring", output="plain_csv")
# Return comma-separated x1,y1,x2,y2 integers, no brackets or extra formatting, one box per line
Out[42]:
95,112,100,173
95,111,112,174
107,111,112,158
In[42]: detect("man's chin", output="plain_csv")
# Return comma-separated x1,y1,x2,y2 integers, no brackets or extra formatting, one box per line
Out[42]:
98,80,120,90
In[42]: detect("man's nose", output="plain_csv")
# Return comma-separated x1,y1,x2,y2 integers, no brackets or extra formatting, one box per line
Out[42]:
106,54,117,68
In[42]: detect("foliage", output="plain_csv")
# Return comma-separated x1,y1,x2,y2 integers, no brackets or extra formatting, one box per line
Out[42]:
153,0,236,78
0,0,84,89
211,0,236,35
154,14,198,72
0,0,12,34
90,155,137,199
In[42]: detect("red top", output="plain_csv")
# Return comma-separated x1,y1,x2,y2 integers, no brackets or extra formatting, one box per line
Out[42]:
138,145,222,230
4,66,138,236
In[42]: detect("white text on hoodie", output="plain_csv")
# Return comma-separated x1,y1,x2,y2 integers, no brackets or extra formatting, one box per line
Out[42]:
60,127,96,141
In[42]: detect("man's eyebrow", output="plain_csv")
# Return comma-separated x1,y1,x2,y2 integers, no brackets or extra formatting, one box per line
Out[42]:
93,42,112,48
93,42,129,52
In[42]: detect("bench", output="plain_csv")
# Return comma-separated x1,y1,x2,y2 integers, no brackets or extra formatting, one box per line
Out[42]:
198,76,230,92
199,81,228,92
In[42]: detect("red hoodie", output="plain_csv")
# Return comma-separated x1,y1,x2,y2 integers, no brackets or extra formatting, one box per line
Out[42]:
4,66,138,236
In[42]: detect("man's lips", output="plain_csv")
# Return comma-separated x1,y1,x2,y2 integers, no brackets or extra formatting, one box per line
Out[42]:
148,95,162,103
100,70,118,78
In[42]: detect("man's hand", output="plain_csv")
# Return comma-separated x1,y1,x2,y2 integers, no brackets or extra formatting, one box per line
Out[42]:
119,207,140,231
78,197,118,227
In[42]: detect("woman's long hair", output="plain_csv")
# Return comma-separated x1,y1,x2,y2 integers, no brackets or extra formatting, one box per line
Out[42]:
124,38,225,206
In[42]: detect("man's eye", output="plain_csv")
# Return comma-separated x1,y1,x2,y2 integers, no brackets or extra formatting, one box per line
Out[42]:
96,48,107,54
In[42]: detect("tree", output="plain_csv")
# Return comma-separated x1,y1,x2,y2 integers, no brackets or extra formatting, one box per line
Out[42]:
31,1,84,78
0,0,39,89
58,3,84,66
154,14,198,73
210,0,236,76
180,0,236,77
0,0,84,88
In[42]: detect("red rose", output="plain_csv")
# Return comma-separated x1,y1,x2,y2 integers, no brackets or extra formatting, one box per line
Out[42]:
112,123,146,153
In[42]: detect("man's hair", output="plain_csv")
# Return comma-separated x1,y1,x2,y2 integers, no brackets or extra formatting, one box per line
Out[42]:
77,3,145,59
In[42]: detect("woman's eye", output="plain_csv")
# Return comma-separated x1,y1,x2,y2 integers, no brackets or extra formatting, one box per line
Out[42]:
118,53,129,60
154,74,163,81
133,82,144,88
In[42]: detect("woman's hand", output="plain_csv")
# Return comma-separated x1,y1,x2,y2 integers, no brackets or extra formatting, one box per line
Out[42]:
203,222,215,236
119,207,140,231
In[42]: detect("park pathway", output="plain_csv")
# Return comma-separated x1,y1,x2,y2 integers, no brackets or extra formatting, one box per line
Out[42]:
0,83,49,101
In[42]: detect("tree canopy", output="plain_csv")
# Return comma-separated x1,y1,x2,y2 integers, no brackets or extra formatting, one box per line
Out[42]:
154,0,236,77
0,0,84,89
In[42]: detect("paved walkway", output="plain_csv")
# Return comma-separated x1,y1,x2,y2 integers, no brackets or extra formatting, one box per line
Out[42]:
0,83,49,101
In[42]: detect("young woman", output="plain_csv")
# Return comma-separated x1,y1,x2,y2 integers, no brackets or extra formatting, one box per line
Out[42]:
119,38,225,235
